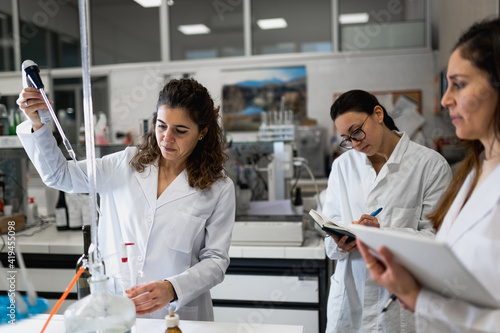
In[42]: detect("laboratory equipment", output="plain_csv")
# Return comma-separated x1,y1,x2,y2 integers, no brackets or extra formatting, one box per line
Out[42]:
21,60,77,162
231,215,304,246
76,225,92,299
267,141,293,201
0,295,48,325
64,277,136,333
27,197,38,223
114,242,135,296
64,1,136,331
258,109,295,142
0,147,30,229
41,267,85,333
294,126,326,178
15,244,37,306
21,60,51,124
165,306,182,333
0,261,27,316
0,260,49,326
293,187,303,215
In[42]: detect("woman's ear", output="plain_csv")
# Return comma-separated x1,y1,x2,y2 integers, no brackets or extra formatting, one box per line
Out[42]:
199,126,208,140
373,105,384,124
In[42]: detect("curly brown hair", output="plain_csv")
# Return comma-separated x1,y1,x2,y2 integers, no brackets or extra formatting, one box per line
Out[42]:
129,78,228,190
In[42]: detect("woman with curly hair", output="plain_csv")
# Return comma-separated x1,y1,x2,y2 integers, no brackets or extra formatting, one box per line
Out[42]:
16,78,235,321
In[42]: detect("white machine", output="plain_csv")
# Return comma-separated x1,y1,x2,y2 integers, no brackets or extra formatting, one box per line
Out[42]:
231,214,304,246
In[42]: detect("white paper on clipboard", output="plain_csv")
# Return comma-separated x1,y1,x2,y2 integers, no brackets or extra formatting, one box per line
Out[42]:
350,224,500,309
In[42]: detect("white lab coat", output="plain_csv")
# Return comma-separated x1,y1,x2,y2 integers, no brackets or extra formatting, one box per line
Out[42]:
324,132,452,333
17,121,235,321
415,161,500,333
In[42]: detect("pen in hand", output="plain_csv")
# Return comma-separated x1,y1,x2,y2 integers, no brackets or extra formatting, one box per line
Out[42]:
370,207,383,217
382,294,397,313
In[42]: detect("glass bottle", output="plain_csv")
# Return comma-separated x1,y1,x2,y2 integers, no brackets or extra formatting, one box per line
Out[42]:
64,276,136,333
8,108,22,135
0,104,9,135
165,306,182,333
76,225,91,299
55,190,69,230
293,187,303,215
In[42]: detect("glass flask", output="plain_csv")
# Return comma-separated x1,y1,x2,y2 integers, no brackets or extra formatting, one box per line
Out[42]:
64,276,136,333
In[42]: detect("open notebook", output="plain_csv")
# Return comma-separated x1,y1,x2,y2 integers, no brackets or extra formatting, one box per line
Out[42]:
350,224,500,308
309,209,356,243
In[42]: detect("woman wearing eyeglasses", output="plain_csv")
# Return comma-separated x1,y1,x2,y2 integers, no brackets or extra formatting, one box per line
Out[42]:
324,90,452,333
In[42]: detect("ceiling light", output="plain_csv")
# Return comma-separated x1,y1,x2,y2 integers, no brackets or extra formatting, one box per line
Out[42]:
257,18,288,30
177,24,211,35
133,0,161,8
339,13,370,25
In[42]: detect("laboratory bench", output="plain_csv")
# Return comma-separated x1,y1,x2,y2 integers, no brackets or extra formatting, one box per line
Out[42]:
0,222,329,333
2,314,304,332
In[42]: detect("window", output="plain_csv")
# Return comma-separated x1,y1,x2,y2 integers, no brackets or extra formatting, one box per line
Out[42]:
90,0,161,65
18,0,80,68
0,0,431,71
0,2,14,71
169,0,244,60
53,76,109,145
252,0,332,55
338,0,426,52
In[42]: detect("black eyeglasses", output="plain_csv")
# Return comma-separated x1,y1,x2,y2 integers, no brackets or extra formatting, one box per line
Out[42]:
339,115,369,149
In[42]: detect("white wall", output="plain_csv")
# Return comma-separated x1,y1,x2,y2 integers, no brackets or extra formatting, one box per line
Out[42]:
105,49,454,152
439,0,499,69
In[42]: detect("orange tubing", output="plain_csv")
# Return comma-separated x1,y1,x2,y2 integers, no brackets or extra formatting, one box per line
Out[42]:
40,266,85,333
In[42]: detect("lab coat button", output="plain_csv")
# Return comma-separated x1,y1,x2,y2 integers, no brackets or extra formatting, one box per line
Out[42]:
138,256,143,262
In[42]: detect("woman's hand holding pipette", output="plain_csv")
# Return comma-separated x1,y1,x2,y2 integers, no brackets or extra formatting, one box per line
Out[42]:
17,87,52,132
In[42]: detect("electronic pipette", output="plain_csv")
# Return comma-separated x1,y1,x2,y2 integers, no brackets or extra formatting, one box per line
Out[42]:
22,60,77,162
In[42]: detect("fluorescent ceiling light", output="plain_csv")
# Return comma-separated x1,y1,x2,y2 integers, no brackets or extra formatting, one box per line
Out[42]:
178,24,211,35
339,13,370,24
257,18,288,30
133,0,161,8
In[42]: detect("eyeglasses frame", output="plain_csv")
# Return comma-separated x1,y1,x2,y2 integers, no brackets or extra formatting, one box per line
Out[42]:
339,114,370,149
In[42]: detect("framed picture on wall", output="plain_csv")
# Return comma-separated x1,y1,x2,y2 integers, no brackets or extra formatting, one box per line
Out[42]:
221,66,306,131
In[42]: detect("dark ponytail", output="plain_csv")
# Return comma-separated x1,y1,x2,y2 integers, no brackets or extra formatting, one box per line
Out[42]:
330,90,399,131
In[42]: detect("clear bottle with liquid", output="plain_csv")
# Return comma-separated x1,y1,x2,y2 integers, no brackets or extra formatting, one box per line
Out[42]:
76,225,91,299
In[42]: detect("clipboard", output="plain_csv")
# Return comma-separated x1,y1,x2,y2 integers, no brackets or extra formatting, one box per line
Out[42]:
350,224,500,309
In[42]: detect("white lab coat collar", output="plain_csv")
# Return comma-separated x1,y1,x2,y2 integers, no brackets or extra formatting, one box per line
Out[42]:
134,161,197,210
360,131,408,183
387,131,409,165
444,162,500,247
360,131,407,165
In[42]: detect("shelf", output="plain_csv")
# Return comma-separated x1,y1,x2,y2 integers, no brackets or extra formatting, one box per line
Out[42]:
0,135,22,148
